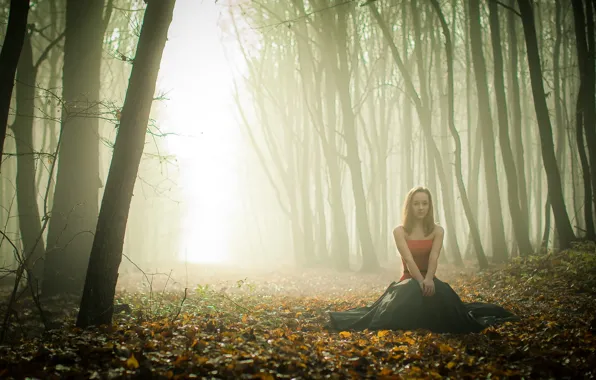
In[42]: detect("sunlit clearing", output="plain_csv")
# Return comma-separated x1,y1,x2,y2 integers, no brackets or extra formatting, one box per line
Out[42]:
159,0,244,264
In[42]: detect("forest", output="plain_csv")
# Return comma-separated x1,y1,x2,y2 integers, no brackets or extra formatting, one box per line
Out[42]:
0,0,595,378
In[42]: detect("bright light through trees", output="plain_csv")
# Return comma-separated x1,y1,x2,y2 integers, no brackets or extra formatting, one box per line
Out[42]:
159,0,244,264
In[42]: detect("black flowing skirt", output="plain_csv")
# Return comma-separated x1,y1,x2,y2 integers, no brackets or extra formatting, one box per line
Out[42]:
328,278,518,333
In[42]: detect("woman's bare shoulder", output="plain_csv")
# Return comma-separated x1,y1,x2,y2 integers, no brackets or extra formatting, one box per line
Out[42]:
433,224,445,237
393,225,405,236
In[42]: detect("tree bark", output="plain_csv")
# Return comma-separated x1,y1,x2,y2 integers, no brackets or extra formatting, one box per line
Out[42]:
332,6,379,272
429,0,488,269
507,0,530,237
468,0,508,262
571,0,596,239
0,0,30,171
77,0,176,328
42,0,109,297
517,0,576,248
13,34,45,283
487,0,534,256
370,3,464,266
552,0,566,248
575,84,595,238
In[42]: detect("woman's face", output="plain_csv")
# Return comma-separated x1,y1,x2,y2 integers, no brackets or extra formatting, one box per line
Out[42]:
411,191,430,219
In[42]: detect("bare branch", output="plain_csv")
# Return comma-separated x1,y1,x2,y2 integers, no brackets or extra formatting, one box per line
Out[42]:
34,30,65,69
491,0,522,17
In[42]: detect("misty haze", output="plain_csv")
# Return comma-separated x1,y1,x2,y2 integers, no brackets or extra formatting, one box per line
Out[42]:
0,0,595,378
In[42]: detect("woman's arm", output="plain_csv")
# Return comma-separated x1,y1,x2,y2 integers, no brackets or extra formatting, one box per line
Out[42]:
424,225,444,280
393,226,425,283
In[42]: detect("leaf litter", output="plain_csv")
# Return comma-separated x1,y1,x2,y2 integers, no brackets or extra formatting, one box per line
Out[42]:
1,243,595,379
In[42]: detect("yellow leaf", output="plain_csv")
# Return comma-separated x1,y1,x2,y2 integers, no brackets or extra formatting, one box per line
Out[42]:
405,336,416,345
126,354,139,369
242,314,248,323
380,368,393,375
438,343,453,353
377,330,390,338
339,331,352,338
194,356,209,365
173,355,188,366
446,361,456,369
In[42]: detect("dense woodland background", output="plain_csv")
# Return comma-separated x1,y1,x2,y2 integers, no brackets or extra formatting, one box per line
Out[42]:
0,1,595,378
0,0,595,324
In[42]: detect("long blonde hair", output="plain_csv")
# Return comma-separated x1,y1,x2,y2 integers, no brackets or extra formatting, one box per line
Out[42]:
402,186,435,236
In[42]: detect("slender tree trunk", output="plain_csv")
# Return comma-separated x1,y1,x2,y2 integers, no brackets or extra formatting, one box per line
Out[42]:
430,0,488,269
571,0,596,238
370,3,463,266
401,2,413,195
552,0,565,248
322,70,350,271
469,0,508,261
464,1,483,258
518,0,576,248
300,122,315,266
42,0,62,211
77,0,176,328
487,0,533,256
575,86,595,238
333,6,379,272
43,0,108,297
314,141,328,263
0,0,30,170
542,193,551,249
13,34,45,283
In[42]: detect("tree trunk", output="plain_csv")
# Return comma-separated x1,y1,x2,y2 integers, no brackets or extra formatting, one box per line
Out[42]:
518,0,576,248
43,0,108,297
300,124,315,266
468,0,508,262
321,65,350,271
313,141,328,264
575,84,595,238
552,0,566,248
571,0,596,239
507,0,530,239
430,0,488,269
401,2,413,196
77,0,176,328
333,7,379,272
370,3,463,266
13,34,45,283
487,0,534,256
0,0,30,170
541,193,551,249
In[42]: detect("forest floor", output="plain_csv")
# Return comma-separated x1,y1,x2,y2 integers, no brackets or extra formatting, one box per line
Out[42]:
1,242,595,379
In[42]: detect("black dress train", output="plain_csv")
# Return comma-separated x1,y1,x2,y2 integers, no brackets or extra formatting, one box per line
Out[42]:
328,239,518,333
328,277,518,333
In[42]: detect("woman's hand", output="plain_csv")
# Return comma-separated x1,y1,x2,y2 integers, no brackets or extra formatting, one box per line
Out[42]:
417,279,425,292
422,278,435,297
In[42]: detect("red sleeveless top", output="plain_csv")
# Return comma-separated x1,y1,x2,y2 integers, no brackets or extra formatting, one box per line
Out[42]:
400,239,433,281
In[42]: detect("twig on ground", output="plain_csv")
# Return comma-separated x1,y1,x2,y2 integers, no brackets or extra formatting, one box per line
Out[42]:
171,287,188,323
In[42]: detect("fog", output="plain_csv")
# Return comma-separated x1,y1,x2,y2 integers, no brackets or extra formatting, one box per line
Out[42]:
0,0,589,286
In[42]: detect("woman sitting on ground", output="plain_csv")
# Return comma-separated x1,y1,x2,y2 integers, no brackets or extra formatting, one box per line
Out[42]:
328,186,518,333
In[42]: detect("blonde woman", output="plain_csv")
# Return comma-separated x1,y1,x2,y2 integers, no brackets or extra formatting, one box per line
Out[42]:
328,186,517,333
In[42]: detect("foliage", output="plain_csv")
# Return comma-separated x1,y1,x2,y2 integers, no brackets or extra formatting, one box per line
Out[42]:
1,247,595,378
